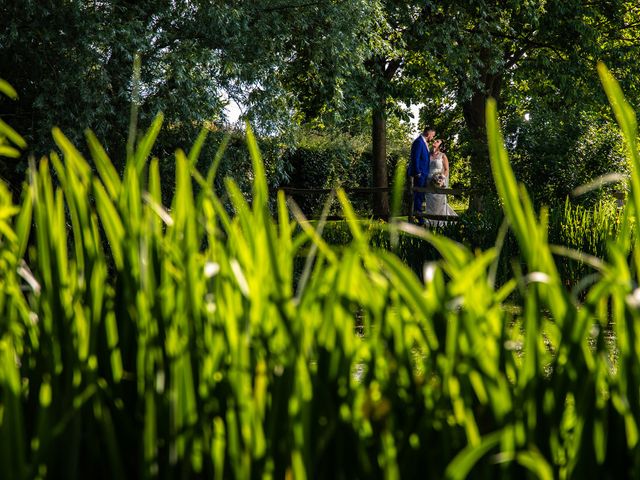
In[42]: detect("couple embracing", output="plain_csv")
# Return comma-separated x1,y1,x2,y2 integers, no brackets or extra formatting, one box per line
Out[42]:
408,126,457,226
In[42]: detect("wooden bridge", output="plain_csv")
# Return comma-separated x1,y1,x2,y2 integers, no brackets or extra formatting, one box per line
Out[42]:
277,183,465,223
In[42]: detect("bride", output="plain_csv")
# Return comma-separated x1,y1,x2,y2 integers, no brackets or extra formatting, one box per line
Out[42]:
425,139,457,226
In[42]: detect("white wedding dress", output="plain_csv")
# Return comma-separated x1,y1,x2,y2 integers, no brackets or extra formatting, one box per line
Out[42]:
425,152,458,226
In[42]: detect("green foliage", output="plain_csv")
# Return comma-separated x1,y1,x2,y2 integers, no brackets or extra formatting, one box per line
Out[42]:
411,0,640,206
503,94,628,207
3,66,640,480
0,0,239,178
282,127,408,216
4,1,639,212
155,126,290,207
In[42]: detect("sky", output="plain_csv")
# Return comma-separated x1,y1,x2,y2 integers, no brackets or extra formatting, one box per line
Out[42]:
224,98,422,134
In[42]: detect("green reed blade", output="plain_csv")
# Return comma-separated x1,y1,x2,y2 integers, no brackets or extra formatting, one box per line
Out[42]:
52,127,91,182
245,123,268,214
390,160,407,248
143,390,157,478
85,129,122,200
224,178,255,243
379,429,400,480
516,449,553,480
15,186,32,259
205,135,231,188
287,198,337,264
144,157,166,238
0,145,21,158
0,79,18,100
0,337,26,480
211,417,226,480
93,399,126,480
0,118,26,150
188,128,208,168
377,251,439,350
486,99,534,261
597,62,640,279
397,221,470,269
336,188,366,246
93,180,125,270
277,189,292,247
487,217,509,288
295,190,335,301
173,149,197,249
135,113,164,175
445,430,502,480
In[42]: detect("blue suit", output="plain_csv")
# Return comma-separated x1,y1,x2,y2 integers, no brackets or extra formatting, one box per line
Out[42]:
408,135,430,215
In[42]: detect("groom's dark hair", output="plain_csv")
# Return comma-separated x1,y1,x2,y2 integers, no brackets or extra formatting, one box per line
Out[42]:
423,126,434,133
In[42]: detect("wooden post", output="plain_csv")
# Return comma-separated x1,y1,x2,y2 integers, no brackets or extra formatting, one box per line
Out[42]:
408,176,414,223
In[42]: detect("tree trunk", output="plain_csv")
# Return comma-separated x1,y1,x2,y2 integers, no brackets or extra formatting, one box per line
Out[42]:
463,71,502,213
462,92,490,212
372,107,389,217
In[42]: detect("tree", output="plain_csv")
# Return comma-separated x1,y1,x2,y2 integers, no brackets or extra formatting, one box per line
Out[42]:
279,0,640,213
415,0,640,210
275,1,438,216
0,0,378,198
0,2,285,167
5,0,638,214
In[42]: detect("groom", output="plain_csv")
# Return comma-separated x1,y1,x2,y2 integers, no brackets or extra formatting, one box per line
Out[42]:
408,126,435,224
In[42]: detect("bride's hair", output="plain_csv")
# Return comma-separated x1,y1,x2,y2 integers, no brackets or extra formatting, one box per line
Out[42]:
436,139,446,152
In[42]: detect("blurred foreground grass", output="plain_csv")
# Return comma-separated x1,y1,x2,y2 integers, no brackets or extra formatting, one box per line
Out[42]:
0,64,640,480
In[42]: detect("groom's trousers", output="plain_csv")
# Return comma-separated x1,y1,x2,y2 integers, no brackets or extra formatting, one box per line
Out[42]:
413,175,427,216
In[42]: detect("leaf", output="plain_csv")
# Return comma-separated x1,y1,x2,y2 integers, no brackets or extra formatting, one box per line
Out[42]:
134,112,164,174
52,127,91,181
246,122,268,213
445,430,502,480
85,129,121,200
93,180,125,269
516,449,554,480
188,128,209,168
0,145,21,158
0,119,26,150
0,79,18,100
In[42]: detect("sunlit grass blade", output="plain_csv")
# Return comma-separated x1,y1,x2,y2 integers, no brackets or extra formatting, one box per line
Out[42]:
288,197,337,264
487,217,509,288
516,449,553,480
206,135,231,187
336,188,366,246
486,99,535,261
377,250,439,349
0,338,27,480
294,190,335,301
135,112,164,174
246,122,268,213
0,79,18,100
0,145,21,158
571,172,627,197
389,160,407,248
85,129,122,199
188,128,208,168
127,53,142,163
445,430,502,480
52,127,91,182
93,180,125,269
0,118,26,149
597,62,640,278
397,221,471,270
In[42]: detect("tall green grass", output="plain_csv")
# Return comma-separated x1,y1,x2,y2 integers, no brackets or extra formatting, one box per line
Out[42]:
1,63,640,479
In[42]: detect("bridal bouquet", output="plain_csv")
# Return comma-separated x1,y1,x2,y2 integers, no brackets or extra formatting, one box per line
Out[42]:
430,173,446,188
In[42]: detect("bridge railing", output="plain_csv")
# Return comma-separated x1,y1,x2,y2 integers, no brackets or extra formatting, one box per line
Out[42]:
277,182,465,223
